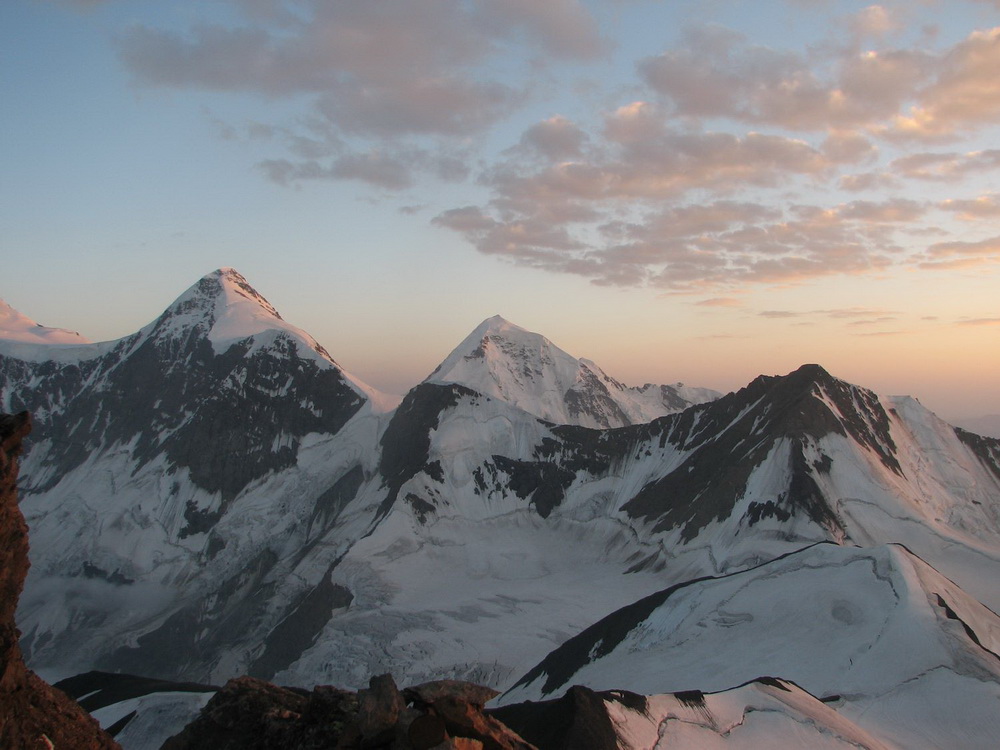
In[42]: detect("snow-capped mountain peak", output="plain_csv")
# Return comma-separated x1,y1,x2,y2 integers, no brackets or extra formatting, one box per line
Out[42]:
0,299,91,346
149,267,336,361
426,315,719,428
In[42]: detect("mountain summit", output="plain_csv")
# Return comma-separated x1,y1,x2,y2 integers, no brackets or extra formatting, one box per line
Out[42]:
426,315,718,428
152,268,337,364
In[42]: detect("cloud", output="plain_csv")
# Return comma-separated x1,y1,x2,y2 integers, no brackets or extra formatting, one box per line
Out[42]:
758,307,897,322
639,21,1000,142
926,234,1000,257
956,317,1000,326
503,109,833,202
473,0,604,59
847,316,898,326
839,171,899,191
113,0,608,188
891,149,1000,180
821,132,878,163
116,8,519,138
939,194,1000,219
638,23,931,132
883,28,1000,140
918,234,1000,271
847,4,900,40
519,116,588,160
837,198,926,222
696,297,743,307
259,146,471,190
315,78,519,138
436,186,912,291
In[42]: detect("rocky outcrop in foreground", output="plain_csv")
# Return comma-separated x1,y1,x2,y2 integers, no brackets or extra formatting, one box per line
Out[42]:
162,674,535,750
0,411,120,749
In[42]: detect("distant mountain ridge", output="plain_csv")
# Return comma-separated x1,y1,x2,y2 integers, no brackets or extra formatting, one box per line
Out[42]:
2,268,1000,749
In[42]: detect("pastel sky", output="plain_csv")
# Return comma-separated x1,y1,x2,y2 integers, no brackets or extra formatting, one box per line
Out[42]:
2,0,999,419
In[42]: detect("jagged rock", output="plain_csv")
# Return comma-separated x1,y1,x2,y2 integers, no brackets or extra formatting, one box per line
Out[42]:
0,411,120,749
404,680,499,709
357,673,404,747
407,712,448,749
488,685,620,750
441,739,484,750
160,676,359,749
159,671,537,750
432,695,535,750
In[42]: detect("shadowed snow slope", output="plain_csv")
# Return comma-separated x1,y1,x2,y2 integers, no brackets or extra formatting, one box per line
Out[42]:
426,314,719,428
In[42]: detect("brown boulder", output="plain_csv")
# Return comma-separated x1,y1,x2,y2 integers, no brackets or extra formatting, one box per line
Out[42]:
357,672,405,747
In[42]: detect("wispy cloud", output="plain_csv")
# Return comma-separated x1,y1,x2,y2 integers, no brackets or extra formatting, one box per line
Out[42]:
115,0,604,187
956,317,1000,325
696,297,744,308
939,194,1000,219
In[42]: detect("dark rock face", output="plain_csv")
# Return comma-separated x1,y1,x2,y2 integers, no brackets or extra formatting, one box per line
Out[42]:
955,427,1000,483
0,412,120,749
161,674,536,750
563,368,629,429
489,457,576,519
621,364,879,540
249,568,354,682
378,383,477,517
489,685,624,750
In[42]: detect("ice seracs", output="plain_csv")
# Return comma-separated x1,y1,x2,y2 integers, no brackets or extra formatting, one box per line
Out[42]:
426,314,719,428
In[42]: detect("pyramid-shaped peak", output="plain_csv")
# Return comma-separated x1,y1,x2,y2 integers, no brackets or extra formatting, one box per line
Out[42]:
158,267,282,331
191,268,283,320
788,363,834,383
470,314,531,337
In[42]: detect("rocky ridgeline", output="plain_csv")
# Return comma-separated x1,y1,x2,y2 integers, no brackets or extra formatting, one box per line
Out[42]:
161,674,534,750
0,412,120,749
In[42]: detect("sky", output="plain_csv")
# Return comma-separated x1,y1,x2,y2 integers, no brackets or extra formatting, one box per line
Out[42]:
1,0,999,420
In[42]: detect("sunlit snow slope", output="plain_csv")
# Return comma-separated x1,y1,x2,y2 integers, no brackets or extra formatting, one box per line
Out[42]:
426,314,719,428
504,543,1000,749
